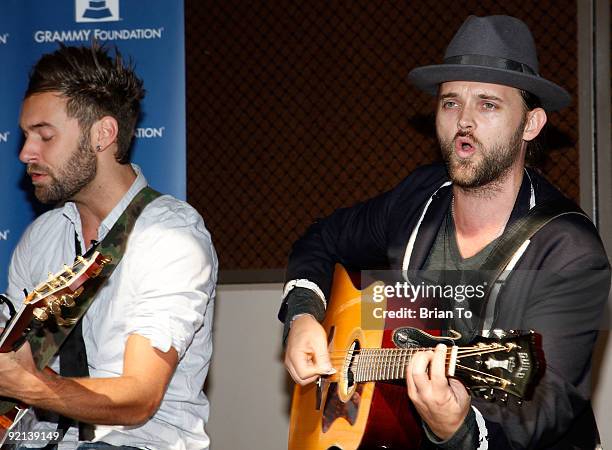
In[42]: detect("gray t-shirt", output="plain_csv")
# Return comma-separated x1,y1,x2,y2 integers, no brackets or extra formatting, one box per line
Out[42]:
423,209,500,342
424,209,498,271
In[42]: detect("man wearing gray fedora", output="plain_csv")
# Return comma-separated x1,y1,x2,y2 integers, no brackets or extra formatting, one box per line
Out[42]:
279,15,610,449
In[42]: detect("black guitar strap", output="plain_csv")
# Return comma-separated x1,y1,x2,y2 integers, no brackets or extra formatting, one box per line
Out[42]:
466,198,586,340
480,199,584,273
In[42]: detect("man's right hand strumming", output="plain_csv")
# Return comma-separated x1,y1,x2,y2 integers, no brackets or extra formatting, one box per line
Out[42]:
284,314,335,386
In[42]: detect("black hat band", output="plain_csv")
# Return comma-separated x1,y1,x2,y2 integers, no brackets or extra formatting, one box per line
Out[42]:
444,55,537,76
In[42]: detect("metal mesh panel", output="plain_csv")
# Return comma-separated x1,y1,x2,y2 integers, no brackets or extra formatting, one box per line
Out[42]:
185,0,578,278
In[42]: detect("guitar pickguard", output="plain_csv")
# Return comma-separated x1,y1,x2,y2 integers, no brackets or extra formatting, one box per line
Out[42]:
322,382,364,433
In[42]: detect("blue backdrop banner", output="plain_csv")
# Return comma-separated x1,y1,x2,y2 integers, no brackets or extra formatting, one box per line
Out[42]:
0,0,185,292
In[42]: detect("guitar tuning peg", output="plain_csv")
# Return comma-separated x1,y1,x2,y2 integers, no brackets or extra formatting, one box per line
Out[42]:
33,307,49,322
499,393,508,404
482,389,496,402
60,294,75,307
396,331,408,343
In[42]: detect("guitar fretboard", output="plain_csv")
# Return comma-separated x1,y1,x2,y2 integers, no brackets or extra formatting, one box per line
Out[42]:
347,344,506,383
349,348,429,382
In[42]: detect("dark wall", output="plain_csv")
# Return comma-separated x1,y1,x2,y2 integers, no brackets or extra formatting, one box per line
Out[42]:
185,0,578,275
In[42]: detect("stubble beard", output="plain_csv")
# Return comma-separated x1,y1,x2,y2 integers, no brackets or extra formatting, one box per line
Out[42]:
439,117,526,195
29,132,98,204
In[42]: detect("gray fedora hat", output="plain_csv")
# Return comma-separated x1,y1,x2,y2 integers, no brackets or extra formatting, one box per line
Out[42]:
408,15,571,111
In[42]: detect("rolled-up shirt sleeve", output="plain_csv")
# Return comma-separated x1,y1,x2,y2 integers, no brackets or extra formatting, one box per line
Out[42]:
123,213,217,358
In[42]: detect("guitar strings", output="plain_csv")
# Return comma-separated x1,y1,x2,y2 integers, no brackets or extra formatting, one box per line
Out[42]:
327,346,507,360
327,345,504,354
27,259,87,297
322,352,516,386
454,364,512,383
324,359,513,381
327,347,517,381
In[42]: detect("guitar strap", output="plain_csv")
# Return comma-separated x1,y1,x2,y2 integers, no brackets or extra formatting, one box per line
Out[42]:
464,198,586,341
31,186,162,448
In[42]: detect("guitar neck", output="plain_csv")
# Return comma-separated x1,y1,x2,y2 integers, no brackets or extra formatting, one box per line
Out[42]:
351,347,459,383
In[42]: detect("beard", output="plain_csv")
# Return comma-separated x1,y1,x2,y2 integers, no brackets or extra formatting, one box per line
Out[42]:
439,117,526,192
28,132,97,204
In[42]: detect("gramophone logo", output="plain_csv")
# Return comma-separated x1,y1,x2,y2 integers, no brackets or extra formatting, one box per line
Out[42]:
75,0,120,23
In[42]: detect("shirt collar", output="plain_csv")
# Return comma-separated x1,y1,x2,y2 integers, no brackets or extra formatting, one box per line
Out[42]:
62,164,148,240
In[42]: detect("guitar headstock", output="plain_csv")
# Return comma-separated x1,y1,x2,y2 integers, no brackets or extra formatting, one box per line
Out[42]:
0,251,111,352
453,331,538,404
24,252,111,317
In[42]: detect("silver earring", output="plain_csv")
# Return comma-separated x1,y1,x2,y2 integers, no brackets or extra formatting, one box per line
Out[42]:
95,145,102,152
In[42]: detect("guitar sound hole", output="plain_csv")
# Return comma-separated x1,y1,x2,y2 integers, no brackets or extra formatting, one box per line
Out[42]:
345,340,360,390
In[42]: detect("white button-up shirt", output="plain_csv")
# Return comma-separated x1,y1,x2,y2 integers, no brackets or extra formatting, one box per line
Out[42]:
4,166,217,450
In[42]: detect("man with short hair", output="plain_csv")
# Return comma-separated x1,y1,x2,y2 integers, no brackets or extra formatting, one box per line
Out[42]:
0,45,216,449
280,15,610,448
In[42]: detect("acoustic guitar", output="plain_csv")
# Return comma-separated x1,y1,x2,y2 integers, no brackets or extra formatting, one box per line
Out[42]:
288,265,538,450
0,251,110,445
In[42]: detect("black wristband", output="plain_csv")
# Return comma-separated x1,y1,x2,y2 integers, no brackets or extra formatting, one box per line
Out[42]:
281,287,326,345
